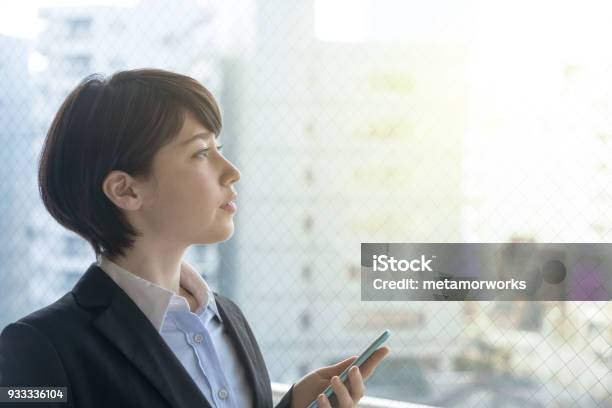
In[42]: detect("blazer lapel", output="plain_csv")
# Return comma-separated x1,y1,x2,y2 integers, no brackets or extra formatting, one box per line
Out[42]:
72,263,213,408
214,295,271,407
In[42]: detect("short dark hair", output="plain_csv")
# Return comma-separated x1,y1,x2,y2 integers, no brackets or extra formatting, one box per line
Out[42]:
38,68,222,260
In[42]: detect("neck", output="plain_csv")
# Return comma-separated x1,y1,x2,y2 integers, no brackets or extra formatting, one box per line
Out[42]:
105,237,188,294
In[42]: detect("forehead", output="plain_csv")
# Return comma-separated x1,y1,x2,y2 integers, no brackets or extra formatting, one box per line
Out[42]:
175,110,216,145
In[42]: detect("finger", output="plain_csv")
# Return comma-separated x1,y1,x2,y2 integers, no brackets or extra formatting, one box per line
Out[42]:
359,346,391,380
317,393,332,408
348,365,365,402
319,355,358,377
330,375,352,407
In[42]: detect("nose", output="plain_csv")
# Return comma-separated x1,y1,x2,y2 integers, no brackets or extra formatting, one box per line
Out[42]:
221,157,241,186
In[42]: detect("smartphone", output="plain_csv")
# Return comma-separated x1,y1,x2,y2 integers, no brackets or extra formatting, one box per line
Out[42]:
306,329,391,408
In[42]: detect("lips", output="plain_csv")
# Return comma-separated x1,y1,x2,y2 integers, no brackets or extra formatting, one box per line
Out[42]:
220,193,238,213
220,201,237,213
221,201,238,213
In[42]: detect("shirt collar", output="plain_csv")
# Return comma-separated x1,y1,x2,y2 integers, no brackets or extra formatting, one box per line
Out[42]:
96,252,223,332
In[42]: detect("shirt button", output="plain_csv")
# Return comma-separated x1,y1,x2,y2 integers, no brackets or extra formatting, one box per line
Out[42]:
218,388,228,400
194,334,203,343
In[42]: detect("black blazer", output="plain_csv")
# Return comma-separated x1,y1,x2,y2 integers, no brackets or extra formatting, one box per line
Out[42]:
0,263,294,408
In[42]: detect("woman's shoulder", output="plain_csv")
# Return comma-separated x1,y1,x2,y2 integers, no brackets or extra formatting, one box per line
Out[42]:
3,291,85,341
0,294,76,387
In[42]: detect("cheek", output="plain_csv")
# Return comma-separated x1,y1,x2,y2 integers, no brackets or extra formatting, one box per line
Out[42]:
176,169,218,209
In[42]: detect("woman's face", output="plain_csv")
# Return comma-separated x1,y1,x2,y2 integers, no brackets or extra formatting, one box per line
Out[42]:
135,109,241,245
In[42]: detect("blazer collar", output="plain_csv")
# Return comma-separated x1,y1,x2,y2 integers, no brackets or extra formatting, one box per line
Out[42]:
72,263,213,408
72,262,269,408
96,253,224,331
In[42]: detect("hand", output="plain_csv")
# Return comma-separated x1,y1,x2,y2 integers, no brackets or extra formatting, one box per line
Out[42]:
290,346,390,408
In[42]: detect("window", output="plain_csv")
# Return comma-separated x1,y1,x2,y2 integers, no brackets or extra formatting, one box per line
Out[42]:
66,18,92,39
304,168,314,185
298,363,309,376
63,235,86,257
301,265,312,281
346,264,359,281
303,215,313,233
299,311,311,329
64,55,92,77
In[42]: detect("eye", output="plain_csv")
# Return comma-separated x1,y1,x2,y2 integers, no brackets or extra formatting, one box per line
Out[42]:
195,145,223,158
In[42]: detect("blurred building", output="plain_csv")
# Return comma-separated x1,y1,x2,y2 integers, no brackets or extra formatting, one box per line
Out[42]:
223,0,467,391
0,35,36,328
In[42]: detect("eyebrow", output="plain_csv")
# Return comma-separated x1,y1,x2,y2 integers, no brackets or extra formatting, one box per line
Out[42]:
179,131,217,146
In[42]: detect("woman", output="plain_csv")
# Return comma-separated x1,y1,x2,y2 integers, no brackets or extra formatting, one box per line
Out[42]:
0,68,389,407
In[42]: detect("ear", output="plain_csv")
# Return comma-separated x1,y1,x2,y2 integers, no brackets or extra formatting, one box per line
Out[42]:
102,170,144,211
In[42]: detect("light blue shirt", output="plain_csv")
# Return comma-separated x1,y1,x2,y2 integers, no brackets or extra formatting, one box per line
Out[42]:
96,253,253,408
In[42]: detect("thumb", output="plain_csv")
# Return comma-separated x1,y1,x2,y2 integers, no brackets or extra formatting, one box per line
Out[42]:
318,355,358,377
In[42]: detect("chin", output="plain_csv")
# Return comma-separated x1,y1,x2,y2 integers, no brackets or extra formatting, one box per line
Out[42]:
197,225,235,244
218,228,235,243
